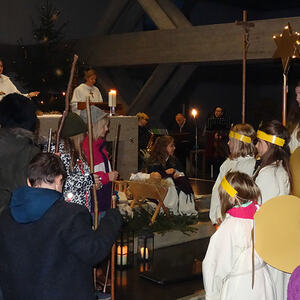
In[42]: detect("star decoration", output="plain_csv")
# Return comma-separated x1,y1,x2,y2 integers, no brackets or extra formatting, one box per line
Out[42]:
273,23,300,74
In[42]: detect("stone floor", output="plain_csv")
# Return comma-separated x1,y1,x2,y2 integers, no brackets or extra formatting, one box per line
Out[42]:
111,178,214,300
115,238,210,300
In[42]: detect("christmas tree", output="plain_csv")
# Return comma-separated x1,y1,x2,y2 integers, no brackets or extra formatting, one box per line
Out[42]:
15,0,75,112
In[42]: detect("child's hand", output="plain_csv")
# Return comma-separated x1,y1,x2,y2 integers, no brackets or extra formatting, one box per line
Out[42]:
93,174,101,190
109,171,119,181
165,168,175,175
216,218,222,226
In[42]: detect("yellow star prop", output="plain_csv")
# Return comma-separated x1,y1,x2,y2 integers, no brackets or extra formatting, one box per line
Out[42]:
273,23,300,74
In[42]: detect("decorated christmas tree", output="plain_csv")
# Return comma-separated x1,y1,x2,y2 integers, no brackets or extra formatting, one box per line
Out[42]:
15,0,75,111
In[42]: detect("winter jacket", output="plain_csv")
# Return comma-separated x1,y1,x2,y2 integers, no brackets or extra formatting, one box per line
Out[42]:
0,186,122,300
0,128,40,214
83,136,112,212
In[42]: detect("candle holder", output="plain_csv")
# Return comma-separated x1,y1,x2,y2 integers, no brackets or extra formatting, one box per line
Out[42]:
115,230,134,270
137,229,154,262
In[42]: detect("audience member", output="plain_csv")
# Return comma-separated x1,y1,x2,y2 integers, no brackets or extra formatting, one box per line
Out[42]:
204,106,231,179
0,152,122,299
0,93,40,214
171,113,194,172
136,112,152,171
81,106,118,219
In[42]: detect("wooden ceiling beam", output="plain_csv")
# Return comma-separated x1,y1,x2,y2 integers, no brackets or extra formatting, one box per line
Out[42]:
137,0,176,29
76,16,300,67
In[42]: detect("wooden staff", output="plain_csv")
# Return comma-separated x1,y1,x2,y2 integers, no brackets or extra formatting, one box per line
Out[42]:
85,97,99,291
47,128,52,152
103,123,120,299
55,54,78,152
85,97,99,229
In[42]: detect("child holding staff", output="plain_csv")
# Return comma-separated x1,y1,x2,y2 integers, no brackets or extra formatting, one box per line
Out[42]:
203,171,275,300
209,123,256,225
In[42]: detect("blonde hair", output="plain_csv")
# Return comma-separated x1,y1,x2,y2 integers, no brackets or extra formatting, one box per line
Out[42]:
136,112,149,121
92,116,109,140
84,69,97,81
218,171,261,219
63,133,86,171
229,123,256,159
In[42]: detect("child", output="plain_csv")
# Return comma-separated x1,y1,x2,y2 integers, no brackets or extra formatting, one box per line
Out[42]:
203,171,275,300
253,119,291,300
81,106,118,217
47,112,101,212
254,120,291,203
209,123,256,225
147,135,197,215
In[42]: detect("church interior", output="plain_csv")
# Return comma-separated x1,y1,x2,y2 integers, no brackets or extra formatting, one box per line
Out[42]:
1,0,300,299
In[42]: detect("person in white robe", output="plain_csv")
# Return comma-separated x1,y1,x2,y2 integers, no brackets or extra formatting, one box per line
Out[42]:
209,123,256,225
203,171,275,300
253,120,292,300
71,69,103,115
0,59,39,101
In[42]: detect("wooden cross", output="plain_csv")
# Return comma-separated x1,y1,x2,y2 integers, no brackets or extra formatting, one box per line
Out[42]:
235,10,255,124
89,90,94,98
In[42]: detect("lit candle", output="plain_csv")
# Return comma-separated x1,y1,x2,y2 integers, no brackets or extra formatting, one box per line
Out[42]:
117,245,128,266
108,89,117,107
140,247,149,260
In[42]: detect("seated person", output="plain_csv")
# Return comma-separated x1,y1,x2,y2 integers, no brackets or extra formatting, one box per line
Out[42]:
0,152,122,300
136,112,152,171
146,135,197,216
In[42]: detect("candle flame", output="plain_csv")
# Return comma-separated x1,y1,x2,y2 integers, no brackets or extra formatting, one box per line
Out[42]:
191,108,198,118
284,25,289,30
109,89,117,95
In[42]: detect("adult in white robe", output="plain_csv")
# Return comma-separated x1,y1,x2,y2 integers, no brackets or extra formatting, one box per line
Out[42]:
0,59,39,101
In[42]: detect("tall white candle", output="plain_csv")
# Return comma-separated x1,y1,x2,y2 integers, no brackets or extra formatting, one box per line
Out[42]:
108,89,117,107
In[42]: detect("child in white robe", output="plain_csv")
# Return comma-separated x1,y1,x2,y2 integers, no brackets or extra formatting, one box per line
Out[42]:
203,171,276,300
253,120,292,300
209,123,256,225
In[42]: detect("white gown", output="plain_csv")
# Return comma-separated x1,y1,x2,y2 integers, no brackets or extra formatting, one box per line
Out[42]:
0,74,27,101
71,83,103,115
203,212,276,300
289,125,300,153
209,156,256,224
255,161,291,300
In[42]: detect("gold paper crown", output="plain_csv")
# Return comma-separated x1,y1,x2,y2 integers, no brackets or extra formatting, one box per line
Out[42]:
257,130,285,147
221,176,237,197
229,131,251,143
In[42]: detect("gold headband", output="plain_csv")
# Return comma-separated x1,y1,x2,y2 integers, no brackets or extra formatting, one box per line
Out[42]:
257,130,285,147
221,176,238,198
229,131,251,144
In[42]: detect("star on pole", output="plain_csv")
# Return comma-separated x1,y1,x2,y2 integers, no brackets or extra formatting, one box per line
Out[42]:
272,23,300,74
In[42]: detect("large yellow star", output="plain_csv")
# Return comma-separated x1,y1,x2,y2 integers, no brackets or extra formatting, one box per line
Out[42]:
273,23,300,74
